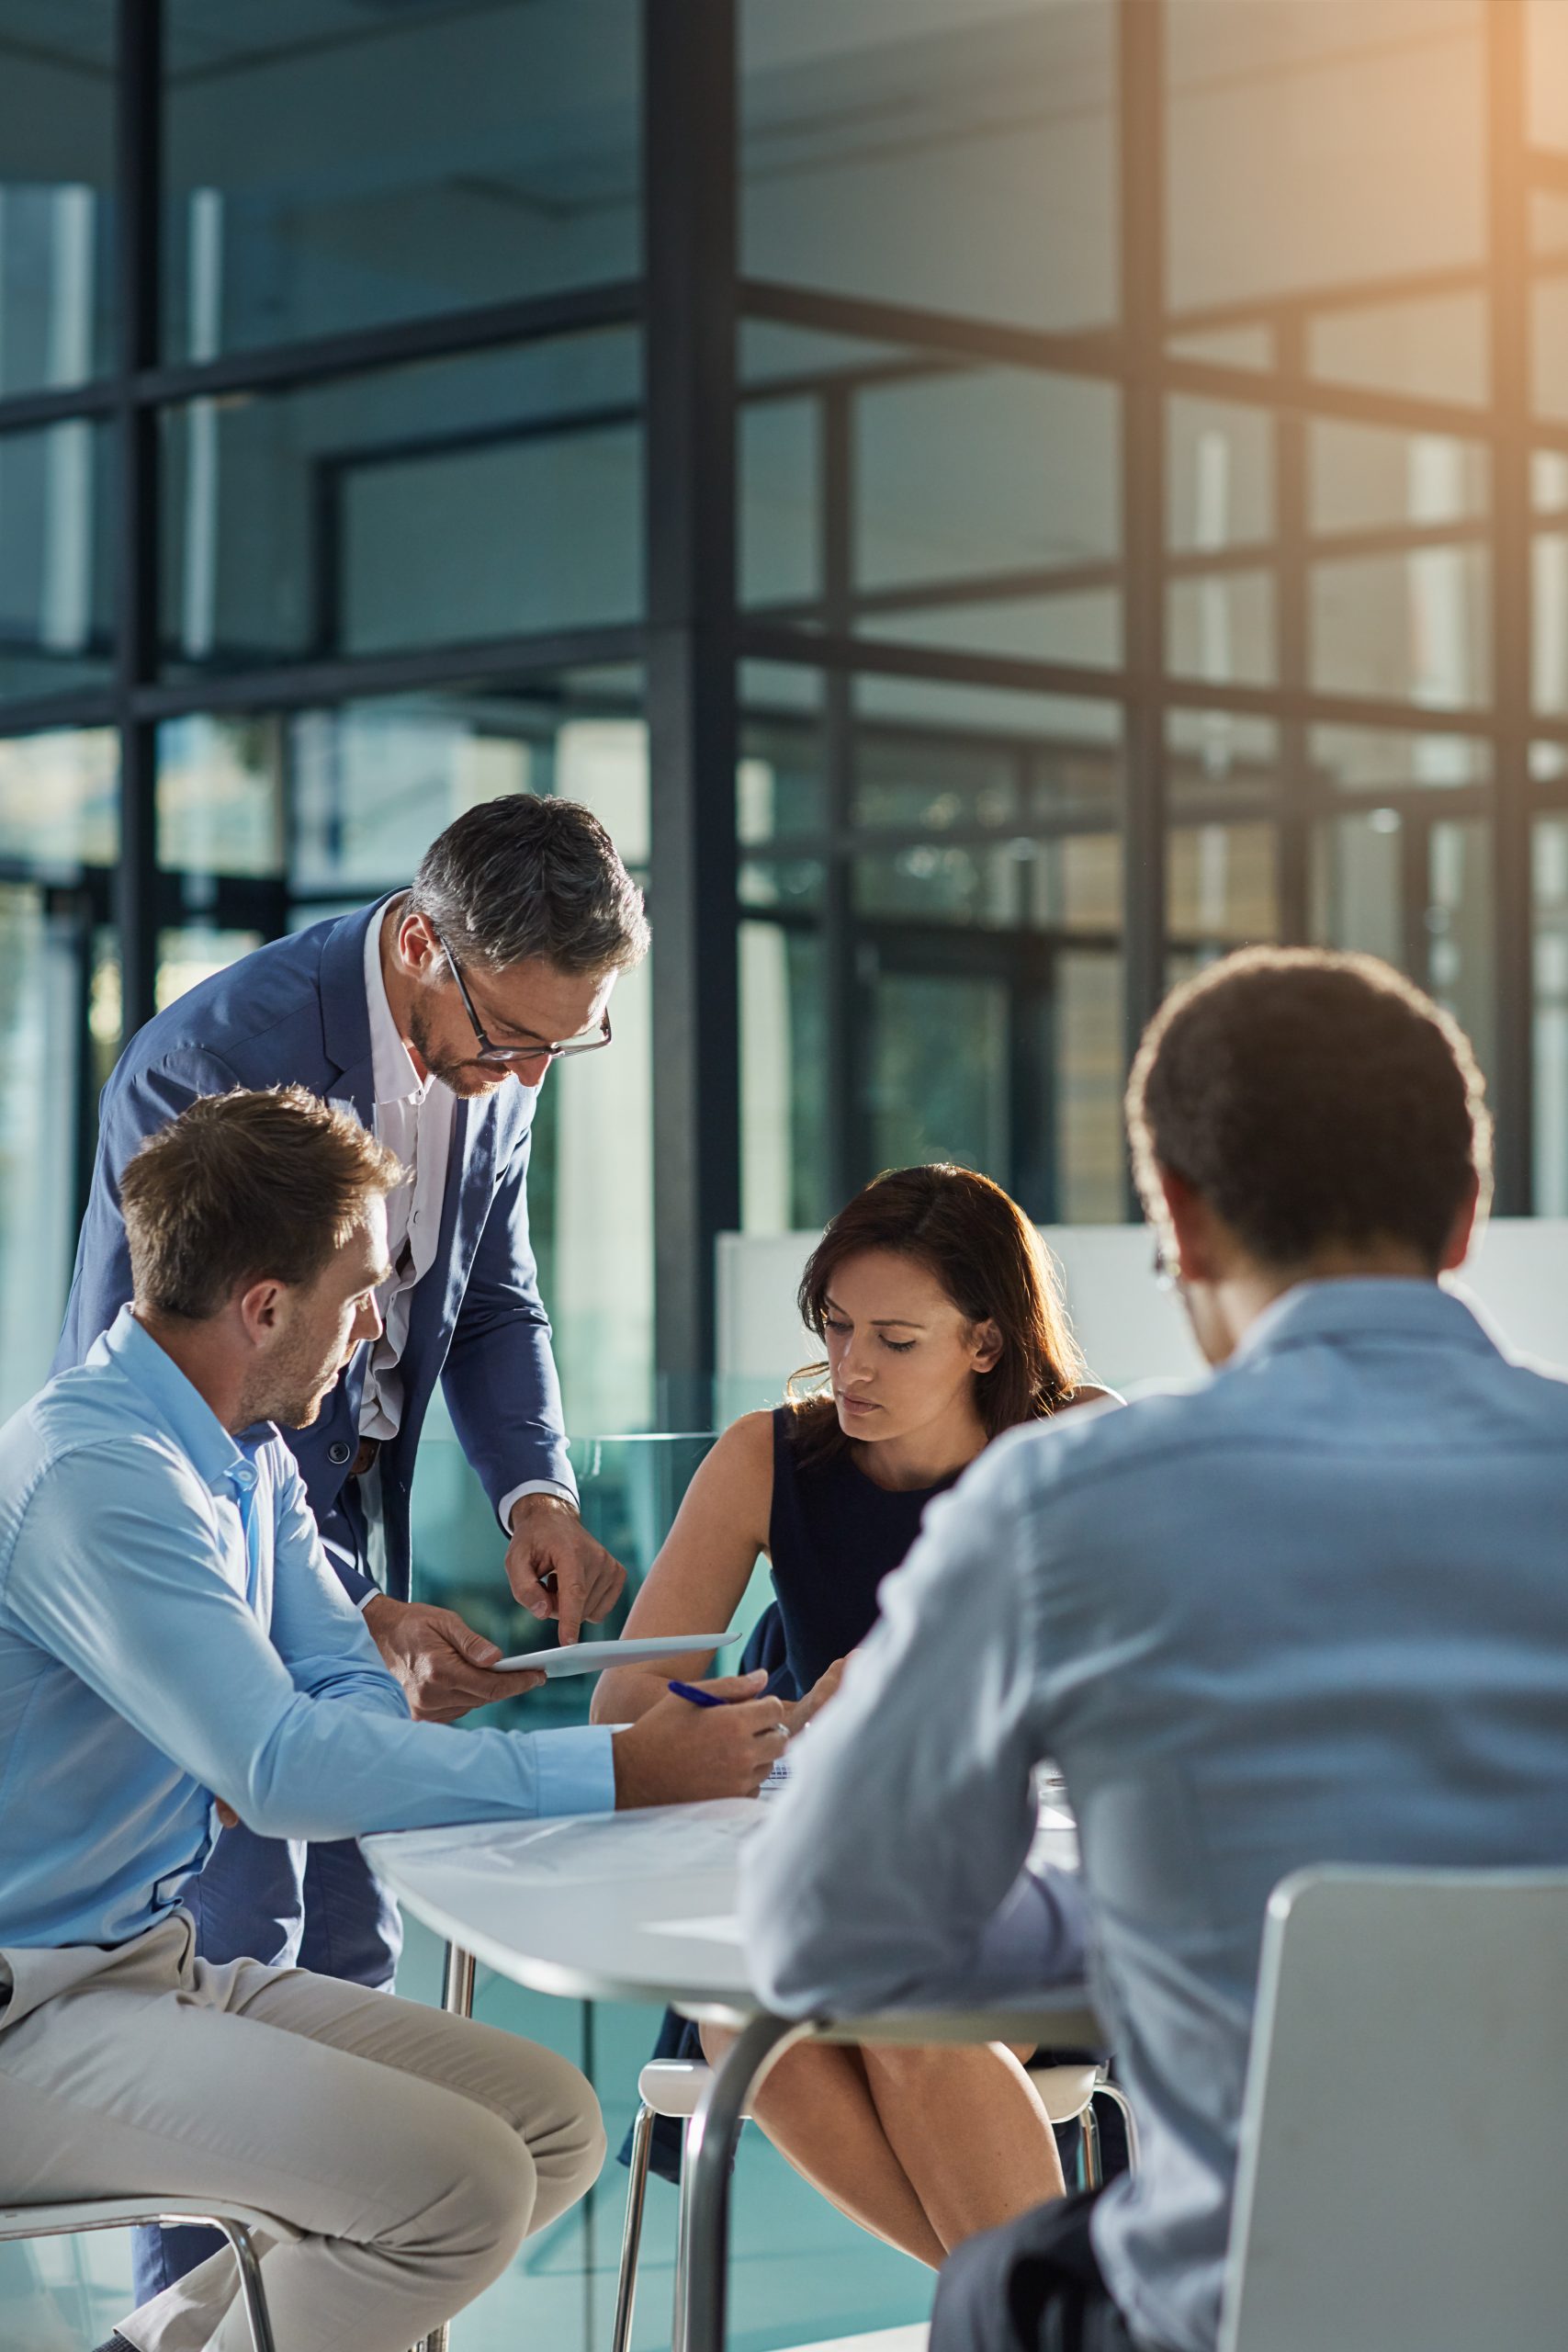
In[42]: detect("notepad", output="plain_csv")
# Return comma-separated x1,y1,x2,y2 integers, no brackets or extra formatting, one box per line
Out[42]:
488,1633,734,1678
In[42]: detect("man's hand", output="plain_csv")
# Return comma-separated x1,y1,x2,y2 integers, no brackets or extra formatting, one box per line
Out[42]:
782,1654,850,1739
506,1493,626,1646
363,1594,547,1724
611,1670,789,1808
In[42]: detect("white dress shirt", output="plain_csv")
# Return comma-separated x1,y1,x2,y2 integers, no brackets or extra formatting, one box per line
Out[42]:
360,904,574,1528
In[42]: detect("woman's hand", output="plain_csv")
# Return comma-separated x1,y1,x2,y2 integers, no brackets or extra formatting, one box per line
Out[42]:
783,1653,851,1738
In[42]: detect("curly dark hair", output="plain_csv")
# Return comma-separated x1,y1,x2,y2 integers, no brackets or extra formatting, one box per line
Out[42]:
787,1163,1087,1464
1125,946,1492,1272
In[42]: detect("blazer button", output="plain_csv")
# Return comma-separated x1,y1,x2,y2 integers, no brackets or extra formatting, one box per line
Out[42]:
327,1440,353,1466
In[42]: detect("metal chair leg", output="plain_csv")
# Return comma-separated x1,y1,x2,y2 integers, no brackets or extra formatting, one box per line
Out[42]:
418,1946,477,2352
213,2220,277,2352
1078,2096,1102,2188
612,2103,655,2352
1091,2077,1141,2171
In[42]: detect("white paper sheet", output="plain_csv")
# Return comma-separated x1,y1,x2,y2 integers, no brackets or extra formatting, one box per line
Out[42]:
488,1633,734,1678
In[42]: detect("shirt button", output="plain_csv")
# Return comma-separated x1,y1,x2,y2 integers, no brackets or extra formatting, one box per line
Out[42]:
327,1440,353,1466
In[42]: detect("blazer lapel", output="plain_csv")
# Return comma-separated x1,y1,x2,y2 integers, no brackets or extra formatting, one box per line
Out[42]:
320,899,387,1129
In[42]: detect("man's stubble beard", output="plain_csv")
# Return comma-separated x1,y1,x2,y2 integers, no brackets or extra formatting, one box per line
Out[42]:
406,996,494,1099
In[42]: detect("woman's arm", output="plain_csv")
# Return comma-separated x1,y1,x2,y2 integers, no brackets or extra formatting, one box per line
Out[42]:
590,1410,775,1725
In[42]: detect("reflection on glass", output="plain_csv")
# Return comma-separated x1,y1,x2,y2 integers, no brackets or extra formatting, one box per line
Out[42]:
741,0,1116,332
1528,0,1568,153
740,856,825,914
856,842,1031,928
1031,831,1122,934
163,0,639,357
1531,193,1568,424
288,672,643,893
0,6,116,397
739,919,826,1235
1308,422,1487,537
160,330,642,676
739,673,827,842
0,887,84,1415
866,969,1008,1177
1306,292,1487,410
740,394,821,612
856,368,1118,592
157,926,263,1012
855,674,1121,814
1534,818,1568,1214
1536,532,1568,718
1166,0,1484,316
0,727,116,865
1168,397,1271,552
1167,571,1276,689
158,715,285,876
1168,822,1278,945
1167,707,1280,810
1308,723,1489,793
1310,546,1490,709
1425,817,1492,1080
1311,808,1404,967
0,422,113,702
1055,951,1123,1223
859,591,1122,672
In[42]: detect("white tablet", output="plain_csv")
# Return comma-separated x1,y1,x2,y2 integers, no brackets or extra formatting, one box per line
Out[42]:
487,1633,735,1679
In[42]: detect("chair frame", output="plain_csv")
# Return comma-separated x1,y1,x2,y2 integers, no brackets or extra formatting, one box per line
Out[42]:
0,2197,277,2352
611,2055,1138,2352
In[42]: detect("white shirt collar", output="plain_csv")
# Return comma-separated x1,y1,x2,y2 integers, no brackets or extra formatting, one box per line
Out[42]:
363,895,434,1111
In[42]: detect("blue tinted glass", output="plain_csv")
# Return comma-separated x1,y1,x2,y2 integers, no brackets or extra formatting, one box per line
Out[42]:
163,0,639,357
0,5,117,393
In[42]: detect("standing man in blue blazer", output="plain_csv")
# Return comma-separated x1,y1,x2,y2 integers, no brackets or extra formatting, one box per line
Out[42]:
56,790,647,2002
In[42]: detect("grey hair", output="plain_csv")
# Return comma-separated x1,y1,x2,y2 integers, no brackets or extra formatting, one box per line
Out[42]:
407,794,649,978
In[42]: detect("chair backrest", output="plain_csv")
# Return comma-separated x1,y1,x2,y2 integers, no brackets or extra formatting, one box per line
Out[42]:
1220,1865,1568,2352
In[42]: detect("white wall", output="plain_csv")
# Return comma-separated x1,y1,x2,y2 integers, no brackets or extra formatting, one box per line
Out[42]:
716,1216,1568,1407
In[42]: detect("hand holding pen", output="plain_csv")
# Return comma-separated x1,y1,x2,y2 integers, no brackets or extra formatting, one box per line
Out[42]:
611,1669,788,1808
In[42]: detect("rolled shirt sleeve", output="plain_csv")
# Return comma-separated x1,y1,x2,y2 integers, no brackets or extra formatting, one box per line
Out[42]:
3,1436,615,1844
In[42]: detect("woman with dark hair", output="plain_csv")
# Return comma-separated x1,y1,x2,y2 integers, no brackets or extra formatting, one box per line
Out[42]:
593,1164,1114,2267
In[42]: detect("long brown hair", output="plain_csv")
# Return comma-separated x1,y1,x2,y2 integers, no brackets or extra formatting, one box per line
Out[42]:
787,1164,1087,1464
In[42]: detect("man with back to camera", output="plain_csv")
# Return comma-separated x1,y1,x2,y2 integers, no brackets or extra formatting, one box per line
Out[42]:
0,1086,785,2352
739,945,1568,2352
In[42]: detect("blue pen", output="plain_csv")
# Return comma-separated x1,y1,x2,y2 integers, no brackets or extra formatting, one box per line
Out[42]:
668,1679,728,1708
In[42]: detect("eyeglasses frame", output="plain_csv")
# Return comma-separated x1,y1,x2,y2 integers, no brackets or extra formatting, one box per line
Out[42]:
430,924,613,1071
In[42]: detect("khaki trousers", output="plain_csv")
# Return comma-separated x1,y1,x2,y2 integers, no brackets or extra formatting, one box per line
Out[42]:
0,1913,605,2352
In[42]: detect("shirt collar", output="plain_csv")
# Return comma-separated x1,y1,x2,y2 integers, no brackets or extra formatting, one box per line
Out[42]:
364,892,433,1112
97,1304,249,1496
1230,1274,1504,1370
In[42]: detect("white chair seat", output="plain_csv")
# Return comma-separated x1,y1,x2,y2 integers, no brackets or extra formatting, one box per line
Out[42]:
639,2057,753,2120
1026,2061,1101,2125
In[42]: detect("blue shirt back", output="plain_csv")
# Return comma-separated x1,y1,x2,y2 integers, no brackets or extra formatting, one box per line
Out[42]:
742,1281,1568,2352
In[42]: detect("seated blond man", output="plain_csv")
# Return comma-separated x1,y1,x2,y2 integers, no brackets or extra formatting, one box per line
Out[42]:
0,1087,784,2352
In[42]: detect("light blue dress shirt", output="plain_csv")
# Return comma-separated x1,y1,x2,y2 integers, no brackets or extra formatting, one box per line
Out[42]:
0,1306,615,1952
740,1281,1568,2352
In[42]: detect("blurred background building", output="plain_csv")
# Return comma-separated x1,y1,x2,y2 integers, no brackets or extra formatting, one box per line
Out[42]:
2,0,1565,1443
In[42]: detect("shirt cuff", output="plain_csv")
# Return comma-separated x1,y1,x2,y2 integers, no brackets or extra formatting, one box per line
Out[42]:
499,1476,580,1532
532,1724,617,1817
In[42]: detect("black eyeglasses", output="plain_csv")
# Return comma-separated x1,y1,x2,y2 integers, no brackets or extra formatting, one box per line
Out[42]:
432,926,612,1072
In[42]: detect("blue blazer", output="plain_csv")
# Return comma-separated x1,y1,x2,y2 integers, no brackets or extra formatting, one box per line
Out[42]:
54,902,572,1603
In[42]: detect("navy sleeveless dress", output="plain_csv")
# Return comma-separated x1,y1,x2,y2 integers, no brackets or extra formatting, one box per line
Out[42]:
766,1406,962,1694
626,1408,964,2177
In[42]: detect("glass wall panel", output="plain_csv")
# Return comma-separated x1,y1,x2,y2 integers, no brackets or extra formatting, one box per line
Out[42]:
739,920,827,1235
1530,195,1568,424
1168,820,1279,947
1306,292,1487,411
1310,547,1490,709
0,726,116,865
1307,722,1490,794
866,968,1009,1176
0,5,116,395
1167,1,1485,317
1311,807,1405,966
853,368,1121,668
160,331,642,677
1534,817,1568,1213
1056,949,1123,1223
1167,571,1275,689
162,0,639,357
739,393,821,615
853,675,1121,824
158,714,286,876
0,884,86,1415
741,0,1116,333
1168,396,1272,553
1426,816,1493,1080
0,419,113,702
1167,707,1280,811
1308,422,1487,537
1528,0,1568,154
